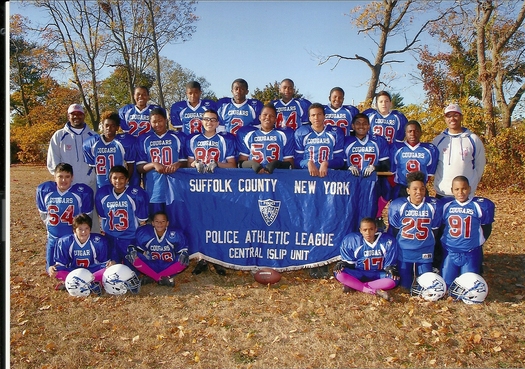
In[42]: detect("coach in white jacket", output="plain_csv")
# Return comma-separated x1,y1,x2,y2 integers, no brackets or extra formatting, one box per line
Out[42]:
47,104,97,188
432,104,486,197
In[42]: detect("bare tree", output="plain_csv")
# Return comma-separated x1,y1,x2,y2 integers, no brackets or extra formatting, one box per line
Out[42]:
33,0,110,131
142,0,198,108
318,0,448,106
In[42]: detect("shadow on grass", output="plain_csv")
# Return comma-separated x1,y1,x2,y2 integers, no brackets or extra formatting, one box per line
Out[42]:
483,253,525,303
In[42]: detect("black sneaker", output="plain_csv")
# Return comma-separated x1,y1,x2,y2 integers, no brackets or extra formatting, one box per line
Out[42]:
376,217,387,232
212,263,227,276
192,260,208,275
140,275,155,285
158,276,175,287
55,282,66,291
318,265,330,278
309,267,320,279
343,285,353,293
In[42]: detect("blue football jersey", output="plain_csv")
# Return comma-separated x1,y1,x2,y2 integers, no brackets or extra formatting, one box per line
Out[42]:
340,232,398,271
343,134,389,175
83,134,136,189
136,129,187,203
388,196,442,263
294,125,344,169
170,99,217,134
272,98,312,130
95,184,150,240
135,224,188,266
441,197,495,252
391,142,438,186
237,126,295,165
363,108,408,145
36,182,94,238
54,233,110,272
324,104,359,136
217,98,263,135
186,131,237,164
119,103,161,137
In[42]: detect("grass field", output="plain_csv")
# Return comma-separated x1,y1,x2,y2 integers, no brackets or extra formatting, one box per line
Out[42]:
9,165,525,368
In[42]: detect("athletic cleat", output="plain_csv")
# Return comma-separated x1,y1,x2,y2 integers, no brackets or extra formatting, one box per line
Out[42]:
140,275,155,285
375,289,391,302
55,282,66,291
309,267,320,279
212,263,227,276
206,160,218,173
192,260,208,275
318,265,330,279
158,276,175,287
343,285,353,293
195,161,206,174
375,217,386,232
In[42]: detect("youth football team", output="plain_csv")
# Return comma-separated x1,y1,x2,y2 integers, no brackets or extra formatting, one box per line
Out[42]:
36,79,495,303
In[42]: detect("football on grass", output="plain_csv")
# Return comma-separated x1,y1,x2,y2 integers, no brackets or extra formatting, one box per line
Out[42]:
253,268,281,285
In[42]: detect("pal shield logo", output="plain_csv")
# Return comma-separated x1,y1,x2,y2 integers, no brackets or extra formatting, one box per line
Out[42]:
258,199,281,226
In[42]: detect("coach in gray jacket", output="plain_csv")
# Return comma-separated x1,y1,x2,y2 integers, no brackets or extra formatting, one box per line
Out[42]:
47,104,97,188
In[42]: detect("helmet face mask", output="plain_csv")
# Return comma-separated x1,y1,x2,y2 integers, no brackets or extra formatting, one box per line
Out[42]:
411,272,447,301
65,268,100,297
449,272,488,304
102,264,141,295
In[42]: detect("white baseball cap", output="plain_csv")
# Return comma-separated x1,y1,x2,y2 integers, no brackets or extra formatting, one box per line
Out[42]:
68,104,84,114
444,104,462,115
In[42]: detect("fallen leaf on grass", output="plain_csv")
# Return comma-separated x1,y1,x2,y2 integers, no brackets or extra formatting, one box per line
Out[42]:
132,335,139,344
39,305,51,311
421,321,432,328
329,353,336,359
493,346,502,352
472,334,482,343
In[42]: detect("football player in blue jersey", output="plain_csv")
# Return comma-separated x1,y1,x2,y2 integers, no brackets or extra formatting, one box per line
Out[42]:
294,103,344,177
36,163,94,273
186,109,237,173
119,86,161,137
237,103,295,174
95,165,149,267
440,176,495,287
324,87,359,137
83,111,136,189
217,78,263,135
126,212,189,287
333,217,400,301
272,78,312,130
49,213,115,290
388,171,443,290
363,91,409,230
343,113,390,229
390,120,438,198
170,81,217,134
136,107,187,217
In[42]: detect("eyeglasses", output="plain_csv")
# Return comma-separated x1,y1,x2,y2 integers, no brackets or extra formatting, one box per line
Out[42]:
202,117,218,123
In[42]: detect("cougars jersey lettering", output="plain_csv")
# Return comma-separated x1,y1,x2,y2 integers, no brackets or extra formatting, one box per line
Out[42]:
135,224,188,267
441,197,495,253
217,98,263,135
363,109,408,144
324,104,359,136
272,98,312,130
95,184,149,239
54,233,110,272
294,125,344,169
119,103,161,137
340,232,398,271
389,197,442,263
391,142,438,186
136,130,187,203
83,134,136,189
186,132,237,164
343,134,389,175
237,126,295,165
36,182,94,237
170,99,217,134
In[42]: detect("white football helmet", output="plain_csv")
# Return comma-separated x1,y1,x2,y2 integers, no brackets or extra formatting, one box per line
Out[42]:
411,272,447,301
449,272,488,304
102,264,141,295
65,268,100,297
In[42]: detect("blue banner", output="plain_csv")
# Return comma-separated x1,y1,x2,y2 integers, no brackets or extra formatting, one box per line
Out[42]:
166,169,359,271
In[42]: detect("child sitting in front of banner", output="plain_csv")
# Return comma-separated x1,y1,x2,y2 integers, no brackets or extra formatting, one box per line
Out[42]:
49,213,114,290
126,211,189,287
